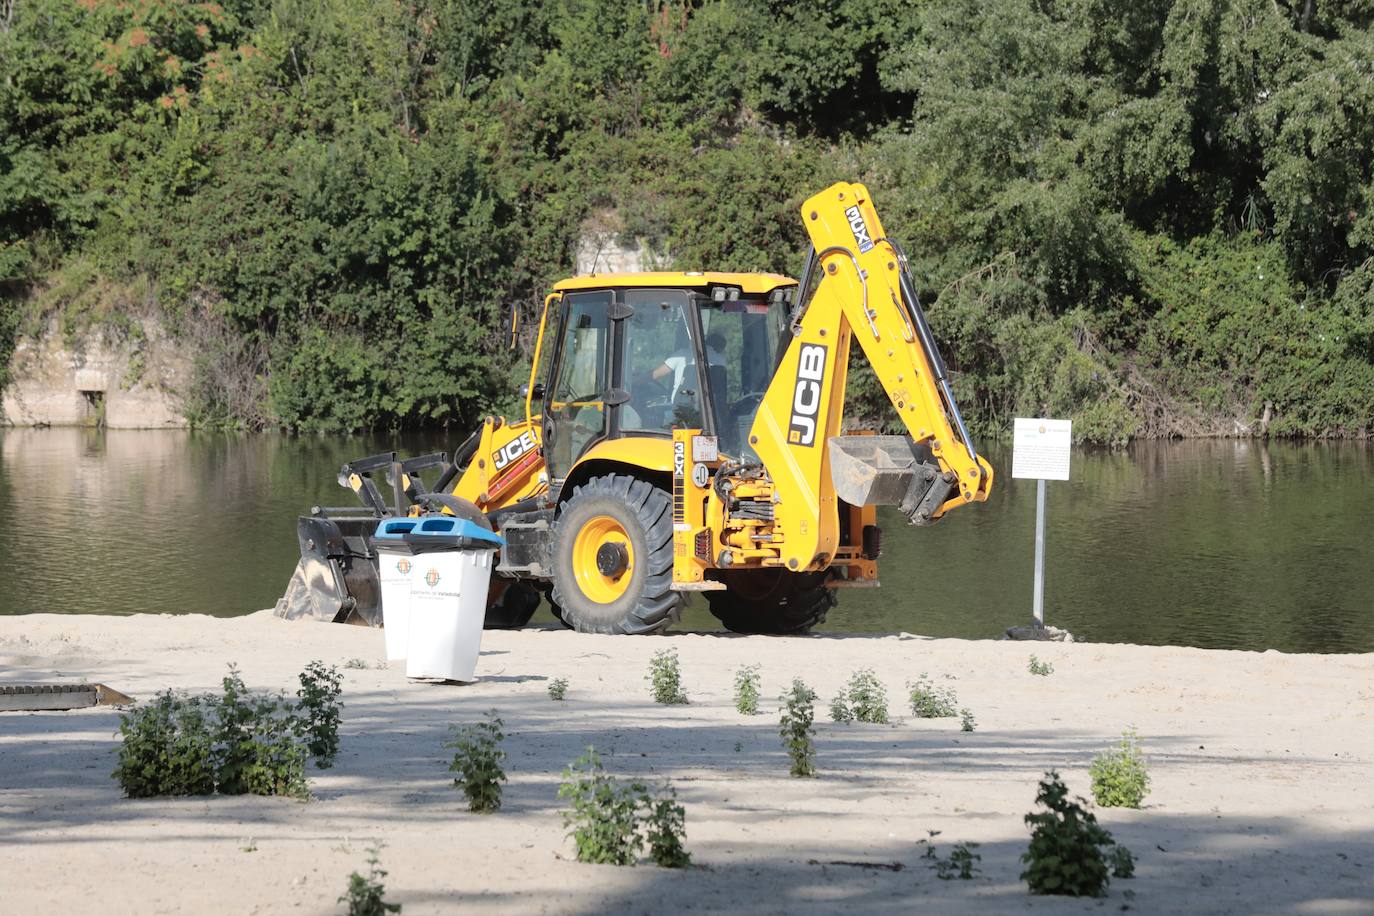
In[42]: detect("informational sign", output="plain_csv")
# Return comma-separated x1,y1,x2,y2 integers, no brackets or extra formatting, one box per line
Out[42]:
1011,418,1072,481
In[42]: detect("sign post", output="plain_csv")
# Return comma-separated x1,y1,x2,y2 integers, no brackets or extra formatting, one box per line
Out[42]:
1011,418,1072,631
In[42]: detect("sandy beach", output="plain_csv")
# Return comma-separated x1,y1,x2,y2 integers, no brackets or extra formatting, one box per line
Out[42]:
1,610,1371,915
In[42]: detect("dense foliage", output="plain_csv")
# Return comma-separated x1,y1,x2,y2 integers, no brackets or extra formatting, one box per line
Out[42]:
2,0,1371,438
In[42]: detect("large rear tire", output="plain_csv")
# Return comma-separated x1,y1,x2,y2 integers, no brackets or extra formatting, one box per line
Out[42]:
704,569,835,634
550,474,682,634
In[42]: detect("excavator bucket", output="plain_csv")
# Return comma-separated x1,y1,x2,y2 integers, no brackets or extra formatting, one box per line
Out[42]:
274,516,383,626
827,435,955,526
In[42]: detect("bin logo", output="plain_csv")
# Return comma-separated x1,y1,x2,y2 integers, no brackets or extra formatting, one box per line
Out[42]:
424,568,441,588
396,558,411,575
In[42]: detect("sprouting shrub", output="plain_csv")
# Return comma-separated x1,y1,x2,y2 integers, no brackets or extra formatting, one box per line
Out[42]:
113,691,217,798
733,664,761,715
646,648,688,705
842,669,889,723
343,658,369,670
1108,844,1136,879
445,710,507,813
960,708,976,732
1021,771,1131,897
215,665,309,799
297,660,343,768
1090,729,1150,809
556,748,692,868
558,747,646,865
829,692,853,723
907,674,959,718
548,677,569,701
1028,655,1055,676
779,679,817,777
643,785,692,868
114,665,309,799
339,844,401,915
919,832,982,880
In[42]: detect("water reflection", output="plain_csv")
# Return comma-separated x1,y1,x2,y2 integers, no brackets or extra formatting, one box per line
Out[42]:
1,430,1370,652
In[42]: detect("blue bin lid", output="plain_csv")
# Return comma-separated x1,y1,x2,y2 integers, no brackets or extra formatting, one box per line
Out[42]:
400,514,504,548
374,518,420,539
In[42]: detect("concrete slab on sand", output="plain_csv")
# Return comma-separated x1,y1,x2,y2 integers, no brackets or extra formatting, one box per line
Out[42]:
1,611,1371,915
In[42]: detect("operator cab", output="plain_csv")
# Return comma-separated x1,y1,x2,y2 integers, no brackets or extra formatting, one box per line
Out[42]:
540,273,797,479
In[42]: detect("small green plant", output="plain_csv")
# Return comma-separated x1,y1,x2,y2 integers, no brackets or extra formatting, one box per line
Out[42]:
917,831,981,879
113,666,309,799
733,664,761,715
907,674,958,718
339,844,401,915
297,660,343,767
1108,844,1136,879
113,690,217,798
445,710,507,813
558,747,646,865
1090,729,1150,808
646,648,688,705
343,658,369,670
960,708,976,732
240,837,257,852
828,692,853,723
216,665,309,799
843,668,889,723
548,677,569,701
643,785,691,868
779,679,817,777
1028,655,1055,676
1021,771,1131,897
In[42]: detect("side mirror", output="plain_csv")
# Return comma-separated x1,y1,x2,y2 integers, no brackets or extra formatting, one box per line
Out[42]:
503,303,520,350
521,382,546,401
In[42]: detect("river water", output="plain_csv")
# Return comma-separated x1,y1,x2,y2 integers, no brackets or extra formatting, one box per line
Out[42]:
0,428,1370,653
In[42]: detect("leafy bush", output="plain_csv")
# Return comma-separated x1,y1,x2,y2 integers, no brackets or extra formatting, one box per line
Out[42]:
840,669,889,724
1028,655,1054,676
907,674,959,718
214,666,309,799
1090,729,1150,809
733,664,761,715
779,679,817,777
112,691,217,798
643,786,691,868
960,708,976,732
446,711,507,813
548,677,569,701
828,692,853,723
646,648,688,705
558,748,647,865
556,747,690,867
1108,844,1136,879
112,664,309,799
297,660,343,767
339,844,401,915
1021,771,1131,897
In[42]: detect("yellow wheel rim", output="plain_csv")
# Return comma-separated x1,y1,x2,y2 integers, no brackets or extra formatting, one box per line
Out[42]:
572,515,635,604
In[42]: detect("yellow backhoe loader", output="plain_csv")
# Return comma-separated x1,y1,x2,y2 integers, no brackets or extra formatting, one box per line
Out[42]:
275,181,994,634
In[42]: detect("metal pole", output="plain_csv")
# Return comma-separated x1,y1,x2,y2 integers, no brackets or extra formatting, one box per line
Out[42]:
1033,478,1046,628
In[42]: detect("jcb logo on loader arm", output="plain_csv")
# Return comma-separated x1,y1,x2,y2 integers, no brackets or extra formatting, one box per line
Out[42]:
788,343,828,447
494,430,537,471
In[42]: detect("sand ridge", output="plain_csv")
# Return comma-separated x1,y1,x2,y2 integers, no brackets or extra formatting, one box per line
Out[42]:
1,610,1372,915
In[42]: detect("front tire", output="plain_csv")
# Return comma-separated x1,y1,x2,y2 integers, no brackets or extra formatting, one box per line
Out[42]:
550,474,682,634
704,569,835,634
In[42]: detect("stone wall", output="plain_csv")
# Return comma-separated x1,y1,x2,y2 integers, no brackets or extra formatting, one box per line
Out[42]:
1,316,190,429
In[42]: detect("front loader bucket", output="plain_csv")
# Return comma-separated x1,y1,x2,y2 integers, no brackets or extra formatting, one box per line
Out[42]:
827,435,955,525
274,516,382,626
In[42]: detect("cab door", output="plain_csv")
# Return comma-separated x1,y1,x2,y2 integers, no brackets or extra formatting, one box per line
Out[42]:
543,290,612,480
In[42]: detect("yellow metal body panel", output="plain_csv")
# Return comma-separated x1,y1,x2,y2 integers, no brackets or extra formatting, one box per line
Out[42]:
568,436,675,477
749,181,994,572
449,416,547,511
554,272,795,295
670,429,716,585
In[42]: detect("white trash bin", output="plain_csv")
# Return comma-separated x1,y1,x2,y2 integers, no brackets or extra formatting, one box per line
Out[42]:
403,516,504,682
373,517,420,661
